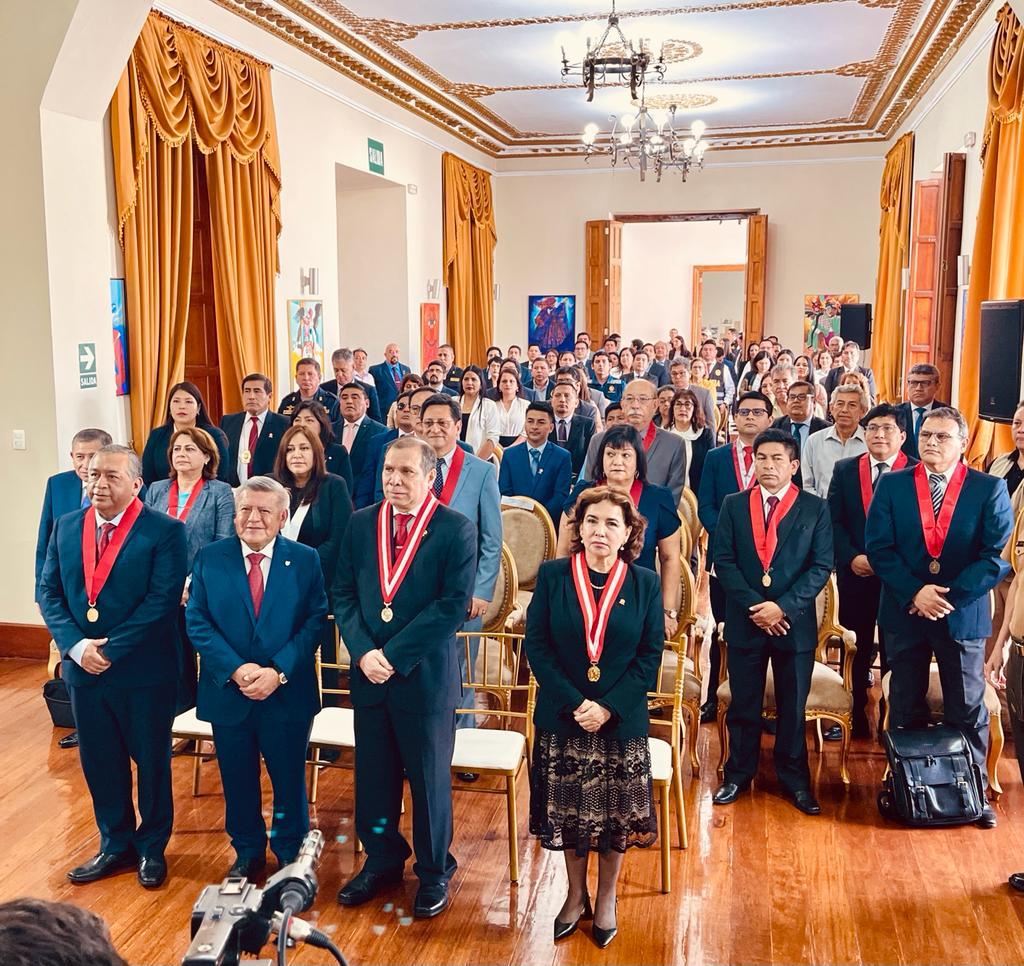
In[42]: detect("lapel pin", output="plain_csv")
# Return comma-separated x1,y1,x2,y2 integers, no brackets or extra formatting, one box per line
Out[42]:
618,598,625,605
284,560,291,567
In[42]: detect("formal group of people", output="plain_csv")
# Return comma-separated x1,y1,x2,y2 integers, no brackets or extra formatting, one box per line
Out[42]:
33,326,1024,950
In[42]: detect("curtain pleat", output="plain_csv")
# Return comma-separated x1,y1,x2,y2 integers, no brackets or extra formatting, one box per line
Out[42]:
111,11,281,441
963,4,1024,466
872,132,914,404
442,153,497,367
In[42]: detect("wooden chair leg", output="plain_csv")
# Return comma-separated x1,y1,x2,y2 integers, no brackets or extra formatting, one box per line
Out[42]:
192,752,201,796
988,712,1004,799
659,783,671,894
672,750,687,850
684,704,700,774
838,717,851,785
506,773,519,883
716,705,729,777
308,747,321,804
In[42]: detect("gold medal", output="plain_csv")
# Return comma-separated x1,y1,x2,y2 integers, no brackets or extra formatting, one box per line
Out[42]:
587,664,601,682
86,606,99,622
241,450,252,464
762,573,772,588
381,605,393,623
929,559,940,575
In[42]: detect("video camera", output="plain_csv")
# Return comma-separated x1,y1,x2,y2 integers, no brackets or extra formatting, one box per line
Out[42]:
181,830,348,966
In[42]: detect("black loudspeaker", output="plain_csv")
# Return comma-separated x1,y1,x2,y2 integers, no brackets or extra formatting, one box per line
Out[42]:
979,299,1024,423
840,303,872,349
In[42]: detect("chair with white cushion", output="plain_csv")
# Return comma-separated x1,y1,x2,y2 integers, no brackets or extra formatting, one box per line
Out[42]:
306,618,355,806
500,497,556,632
171,705,215,796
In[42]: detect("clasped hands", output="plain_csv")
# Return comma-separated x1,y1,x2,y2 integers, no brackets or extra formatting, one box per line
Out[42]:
231,662,281,700
80,639,111,675
749,601,789,636
909,584,954,621
574,698,611,733
358,648,394,685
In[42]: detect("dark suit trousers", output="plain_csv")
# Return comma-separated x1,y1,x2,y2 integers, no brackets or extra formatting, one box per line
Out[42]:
836,571,886,725
354,702,457,886
212,707,314,861
887,628,988,782
69,681,176,857
707,576,725,697
724,643,815,793
1005,644,1024,781
175,606,198,714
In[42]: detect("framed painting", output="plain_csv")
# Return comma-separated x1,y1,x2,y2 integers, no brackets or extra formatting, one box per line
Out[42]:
287,298,324,375
528,295,576,354
420,302,440,367
110,278,129,396
804,293,859,351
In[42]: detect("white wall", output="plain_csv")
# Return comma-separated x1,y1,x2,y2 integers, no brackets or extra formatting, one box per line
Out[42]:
620,220,746,345
701,267,747,336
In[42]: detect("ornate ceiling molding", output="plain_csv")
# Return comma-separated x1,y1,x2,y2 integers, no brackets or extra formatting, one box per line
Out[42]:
211,0,997,155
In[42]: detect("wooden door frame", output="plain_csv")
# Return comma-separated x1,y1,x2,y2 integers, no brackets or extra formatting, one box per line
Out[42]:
691,264,746,349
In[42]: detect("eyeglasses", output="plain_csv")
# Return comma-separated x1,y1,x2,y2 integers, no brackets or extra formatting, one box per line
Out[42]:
625,395,655,404
907,379,937,388
918,430,959,444
865,423,899,435
396,403,410,411
421,419,454,430
736,408,768,417
787,393,811,403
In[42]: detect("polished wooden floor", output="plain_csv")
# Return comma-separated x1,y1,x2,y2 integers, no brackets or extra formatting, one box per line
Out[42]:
4,657,1024,965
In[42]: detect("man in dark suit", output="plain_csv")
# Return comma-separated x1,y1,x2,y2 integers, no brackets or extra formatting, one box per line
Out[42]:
821,341,877,400
321,349,383,424
354,388,420,509
370,343,412,415
697,392,774,720
186,476,328,876
897,364,946,459
828,403,916,738
333,436,476,918
337,382,387,480
277,358,341,424
423,360,459,397
866,407,1012,827
220,373,290,487
550,382,595,481
498,401,572,528
711,429,834,814
772,379,829,488
39,445,187,888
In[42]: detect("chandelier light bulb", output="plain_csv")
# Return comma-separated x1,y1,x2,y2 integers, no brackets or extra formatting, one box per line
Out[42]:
584,122,600,137
619,132,632,145
620,112,637,130
683,136,696,156
691,119,706,140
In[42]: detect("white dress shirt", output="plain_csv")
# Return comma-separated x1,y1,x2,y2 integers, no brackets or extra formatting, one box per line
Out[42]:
800,425,867,498
69,506,129,665
242,536,276,590
237,408,268,483
495,396,529,438
435,447,456,488
734,438,757,490
281,504,310,542
341,415,365,452
926,462,958,500
759,482,792,522
460,395,500,454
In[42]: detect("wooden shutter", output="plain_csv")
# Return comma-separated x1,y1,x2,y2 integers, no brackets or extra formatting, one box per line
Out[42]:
743,214,767,344
903,178,941,388
934,153,965,405
585,220,622,342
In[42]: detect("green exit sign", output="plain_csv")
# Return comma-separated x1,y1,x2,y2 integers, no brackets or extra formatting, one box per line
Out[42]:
367,138,385,175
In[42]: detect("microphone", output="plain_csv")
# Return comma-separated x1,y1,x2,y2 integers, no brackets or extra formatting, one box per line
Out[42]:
261,829,324,916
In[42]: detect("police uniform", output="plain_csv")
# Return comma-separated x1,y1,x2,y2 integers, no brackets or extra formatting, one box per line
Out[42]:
589,375,624,404
442,367,464,394
277,386,341,423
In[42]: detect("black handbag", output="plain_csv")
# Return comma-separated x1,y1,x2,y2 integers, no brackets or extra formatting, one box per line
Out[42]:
43,676,75,730
877,724,985,826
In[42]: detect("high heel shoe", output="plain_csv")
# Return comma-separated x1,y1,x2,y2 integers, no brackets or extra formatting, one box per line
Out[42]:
592,899,618,949
553,892,593,941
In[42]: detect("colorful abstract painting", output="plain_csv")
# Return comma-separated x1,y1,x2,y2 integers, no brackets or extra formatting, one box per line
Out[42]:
804,293,860,351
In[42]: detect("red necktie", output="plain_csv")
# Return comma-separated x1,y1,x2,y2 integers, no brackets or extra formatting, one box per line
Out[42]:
394,513,411,553
247,552,265,617
97,522,115,561
247,417,259,478
743,445,753,474
765,494,780,525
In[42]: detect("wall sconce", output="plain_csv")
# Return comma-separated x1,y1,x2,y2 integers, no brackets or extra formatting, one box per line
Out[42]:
426,278,440,300
493,283,500,302
300,267,319,295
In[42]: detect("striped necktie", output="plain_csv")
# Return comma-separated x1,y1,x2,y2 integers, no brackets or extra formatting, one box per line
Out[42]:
928,473,945,517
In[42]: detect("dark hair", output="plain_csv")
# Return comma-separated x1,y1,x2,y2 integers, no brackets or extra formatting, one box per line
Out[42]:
567,485,647,563
0,898,127,966
863,402,907,433
526,400,555,422
497,366,526,397
592,350,609,362
460,365,486,394
508,344,522,353
425,359,446,372
753,428,799,461
575,338,588,349
793,354,818,387
737,391,773,411
164,381,215,429
71,428,113,448
486,345,502,357
605,402,622,417
555,365,581,385
290,398,335,446
421,392,461,423
167,426,220,480
671,388,706,430
701,339,717,349
909,363,940,380
396,388,418,409
750,350,773,370
338,381,370,401
242,372,273,394
274,424,328,511
596,424,648,484
295,357,321,374
399,372,424,392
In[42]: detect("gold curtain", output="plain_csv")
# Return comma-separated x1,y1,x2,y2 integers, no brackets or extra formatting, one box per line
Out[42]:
963,4,1024,466
442,153,497,367
111,11,281,442
872,132,914,404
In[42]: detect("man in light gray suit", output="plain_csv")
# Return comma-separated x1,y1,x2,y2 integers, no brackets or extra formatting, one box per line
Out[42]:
583,379,689,502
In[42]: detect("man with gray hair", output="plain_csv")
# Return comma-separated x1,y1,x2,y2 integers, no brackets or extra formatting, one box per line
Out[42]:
39,445,187,888
800,383,868,498
186,476,328,878
322,348,382,423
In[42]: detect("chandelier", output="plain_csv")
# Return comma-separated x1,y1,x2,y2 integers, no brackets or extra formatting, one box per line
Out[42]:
560,1,666,102
581,102,709,182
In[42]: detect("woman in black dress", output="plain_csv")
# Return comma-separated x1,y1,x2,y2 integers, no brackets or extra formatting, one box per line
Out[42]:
526,486,663,949
140,381,230,485
289,399,353,491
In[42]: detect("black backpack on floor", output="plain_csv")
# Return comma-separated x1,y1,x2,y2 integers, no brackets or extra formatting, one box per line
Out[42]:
877,725,985,827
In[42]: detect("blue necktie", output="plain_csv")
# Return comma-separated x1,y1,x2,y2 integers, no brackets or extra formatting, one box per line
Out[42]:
80,491,90,509
529,448,541,476
914,407,926,442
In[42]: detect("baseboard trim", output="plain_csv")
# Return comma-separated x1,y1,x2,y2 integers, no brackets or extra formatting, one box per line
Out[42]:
0,623,50,660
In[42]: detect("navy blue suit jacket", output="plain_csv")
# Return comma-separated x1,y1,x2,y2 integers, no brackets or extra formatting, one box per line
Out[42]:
697,443,743,567
344,417,388,481
365,437,474,508
370,361,412,413
498,441,572,528
332,502,477,713
186,536,328,726
36,470,84,600
219,411,290,486
321,378,382,424
39,502,188,688
865,466,1012,640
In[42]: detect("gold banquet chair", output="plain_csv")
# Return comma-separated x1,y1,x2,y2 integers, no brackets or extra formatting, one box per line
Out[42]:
171,653,215,796
500,496,557,633
306,617,355,806
716,574,856,784
677,486,705,573
452,631,534,883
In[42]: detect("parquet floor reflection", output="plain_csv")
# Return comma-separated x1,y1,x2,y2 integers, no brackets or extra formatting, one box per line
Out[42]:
4,656,1024,965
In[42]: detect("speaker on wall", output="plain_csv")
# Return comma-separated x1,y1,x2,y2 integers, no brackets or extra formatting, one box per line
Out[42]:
840,303,872,350
979,299,1024,423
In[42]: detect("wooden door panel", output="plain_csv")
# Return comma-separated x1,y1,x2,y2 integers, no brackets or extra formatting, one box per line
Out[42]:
935,153,965,404
743,214,767,344
903,179,940,383
584,219,622,342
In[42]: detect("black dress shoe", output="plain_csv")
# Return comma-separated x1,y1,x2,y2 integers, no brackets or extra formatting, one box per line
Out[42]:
138,855,167,888
337,866,404,906
68,850,137,884
762,717,777,735
57,731,79,749
822,725,843,742
699,699,718,724
455,772,479,782
228,855,266,878
1009,872,1024,892
413,882,449,919
592,901,618,949
553,893,592,941
977,805,998,829
712,782,749,805
790,790,821,815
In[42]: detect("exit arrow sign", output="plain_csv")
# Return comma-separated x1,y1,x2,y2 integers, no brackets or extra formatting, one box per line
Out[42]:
79,342,97,390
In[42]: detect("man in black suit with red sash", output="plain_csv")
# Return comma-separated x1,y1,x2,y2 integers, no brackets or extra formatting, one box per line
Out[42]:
711,429,834,814
827,403,916,738
39,445,187,888
332,436,476,918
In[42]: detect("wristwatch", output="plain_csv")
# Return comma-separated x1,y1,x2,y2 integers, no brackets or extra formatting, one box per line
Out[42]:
664,608,678,620
277,670,288,685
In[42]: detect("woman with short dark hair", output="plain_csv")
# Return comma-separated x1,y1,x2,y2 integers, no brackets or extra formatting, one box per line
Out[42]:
141,381,230,485
289,399,353,490
667,388,715,493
